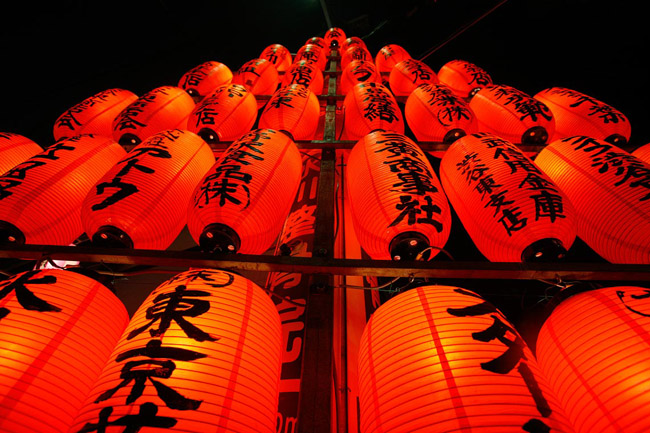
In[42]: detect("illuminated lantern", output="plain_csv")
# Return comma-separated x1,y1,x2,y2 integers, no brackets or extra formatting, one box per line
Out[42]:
324,27,346,48
231,58,279,97
177,61,233,102
188,129,302,254
187,84,258,144
346,131,451,260
405,83,478,143
82,129,214,250
0,132,42,175
340,45,372,71
537,285,650,433
342,82,404,140
632,142,650,164
341,36,367,52
388,58,439,97
53,88,138,141
0,135,125,246
358,285,573,433
112,86,195,147
339,59,381,95
470,84,555,145
304,36,326,50
70,268,282,433
281,60,324,95
259,84,320,140
294,44,327,71
534,87,631,145
437,59,493,98
439,132,576,262
260,44,292,72
534,135,650,263
374,44,411,75
0,269,128,433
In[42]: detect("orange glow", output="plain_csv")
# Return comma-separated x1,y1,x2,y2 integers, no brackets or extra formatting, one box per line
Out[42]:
388,58,438,97
281,60,324,95
374,44,411,75
259,84,320,140
177,61,233,102
342,82,404,140
324,27,346,48
0,132,42,176
294,44,327,71
260,44,293,72
632,142,650,164
231,58,279,97
437,59,493,98
340,45,372,71
341,36,367,53
339,60,381,95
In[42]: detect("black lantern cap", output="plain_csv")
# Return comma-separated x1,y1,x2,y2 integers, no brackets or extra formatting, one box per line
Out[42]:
389,231,430,261
200,223,241,254
92,225,134,249
521,238,567,262
0,221,25,245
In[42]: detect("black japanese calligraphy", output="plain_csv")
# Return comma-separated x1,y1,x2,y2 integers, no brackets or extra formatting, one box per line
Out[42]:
0,271,61,320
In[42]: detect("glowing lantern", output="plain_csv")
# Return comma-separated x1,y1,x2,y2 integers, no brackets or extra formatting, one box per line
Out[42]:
470,84,555,145
374,44,411,75
358,285,573,433
177,61,233,102
346,131,451,260
437,59,493,98
537,285,650,433
341,36,367,52
281,60,324,95
70,268,282,433
0,135,125,246
0,132,42,175
324,27,346,48
388,58,438,97
632,142,650,164
405,83,478,143
112,86,195,147
187,129,302,254
439,132,576,262
260,44,292,72
81,129,215,250
231,58,279,97
304,36,326,50
259,84,320,140
53,88,138,141
341,45,372,71
534,87,631,145
294,44,327,71
342,82,404,140
0,268,128,433
339,60,380,95
186,84,258,144
534,135,650,263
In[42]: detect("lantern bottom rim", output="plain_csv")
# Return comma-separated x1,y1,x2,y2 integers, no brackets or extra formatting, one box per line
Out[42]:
521,238,567,262
0,220,25,245
200,223,241,254
92,225,134,249
389,231,430,261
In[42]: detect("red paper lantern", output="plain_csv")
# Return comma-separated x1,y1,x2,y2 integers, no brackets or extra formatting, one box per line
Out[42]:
339,60,381,95
346,131,451,260
358,285,573,433
187,129,302,254
437,59,493,98
304,36,326,50
537,285,650,433
53,88,138,141
281,60,324,95
374,44,411,75
112,86,195,147
231,58,279,97
470,84,555,145
260,44,292,72
340,45,372,71
0,135,125,246
342,82,405,140
294,44,327,71
341,36,367,53
534,87,631,145
324,27,346,48
186,84,258,144
0,269,128,433
70,268,282,433
534,135,650,263
259,84,320,140
0,132,42,175
389,58,439,97
405,83,478,143
82,129,215,250
632,142,650,164
177,61,233,102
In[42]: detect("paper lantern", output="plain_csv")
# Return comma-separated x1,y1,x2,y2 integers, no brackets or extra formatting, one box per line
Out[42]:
470,84,555,145
405,83,478,143
339,59,381,95
374,44,411,75
346,131,451,260
53,88,138,141
437,59,493,98
389,58,439,97
0,268,128,433
231,58,279,97
304,36,326,50
537,285,650,433
294,44,327,71
187,128,302,254
0,135,125,246
82,129,215,250
258,84,320,140
341,36,367,53
177,61,233,102
342,82,405,140
186,84,258,144
324,27,346,48
358,285,573,433
632,142,650,164
0,132,42,175
534,135,650,263
112,86,195,147
281,60,324,95
340,45,372,71
534,87,631,145
260,44,292,72
70,268,282,433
